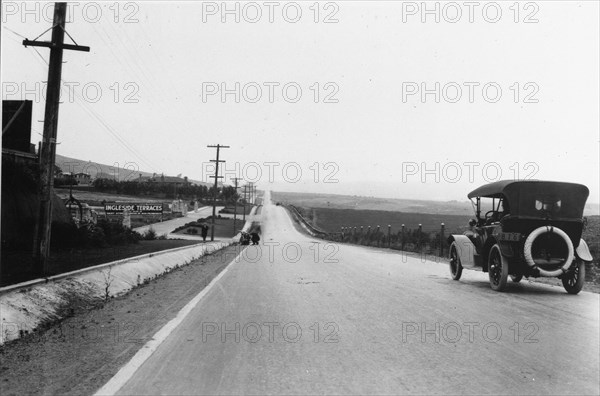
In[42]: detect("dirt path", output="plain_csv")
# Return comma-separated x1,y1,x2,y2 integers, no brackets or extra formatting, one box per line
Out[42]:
0,245,244,396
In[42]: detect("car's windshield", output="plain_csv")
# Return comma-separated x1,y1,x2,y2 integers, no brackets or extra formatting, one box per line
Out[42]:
473,196,509,222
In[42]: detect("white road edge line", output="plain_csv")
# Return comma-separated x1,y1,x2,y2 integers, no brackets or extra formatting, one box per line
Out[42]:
94,245,246,396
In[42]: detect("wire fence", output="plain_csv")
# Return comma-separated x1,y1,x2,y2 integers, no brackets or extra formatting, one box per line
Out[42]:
324,223,449,257
285,204,453,257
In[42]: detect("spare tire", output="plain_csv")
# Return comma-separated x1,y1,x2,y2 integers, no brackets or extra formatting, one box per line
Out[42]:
523,226,574,277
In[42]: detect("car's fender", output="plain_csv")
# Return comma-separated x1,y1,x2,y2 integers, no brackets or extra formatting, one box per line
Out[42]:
576,239,593,262
448,234,477,268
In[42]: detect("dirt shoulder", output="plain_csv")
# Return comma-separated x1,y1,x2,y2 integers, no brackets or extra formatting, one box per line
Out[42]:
0,244,244,396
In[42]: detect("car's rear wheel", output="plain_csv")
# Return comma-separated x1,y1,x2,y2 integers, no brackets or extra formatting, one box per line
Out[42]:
562,260,585,295
488,244,508,291
449,242,463,281
510,275,523,283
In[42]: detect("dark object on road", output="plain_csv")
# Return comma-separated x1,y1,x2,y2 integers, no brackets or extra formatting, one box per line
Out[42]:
200,224,209,242
251,232,260,245
447,180,592,294
240,232,251,245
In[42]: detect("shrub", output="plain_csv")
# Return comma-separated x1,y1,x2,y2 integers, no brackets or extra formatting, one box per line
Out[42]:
96,219,140,245
83,223,107,248
50,221,82,249
143,228,157,240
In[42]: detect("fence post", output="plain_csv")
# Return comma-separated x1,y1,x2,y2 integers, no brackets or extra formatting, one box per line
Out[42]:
401,224,405,250
387,224,391,248
440,223,445,257
418,224,422,252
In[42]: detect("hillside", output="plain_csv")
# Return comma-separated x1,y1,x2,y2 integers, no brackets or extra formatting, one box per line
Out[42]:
55,154,211,187
272,191,474,216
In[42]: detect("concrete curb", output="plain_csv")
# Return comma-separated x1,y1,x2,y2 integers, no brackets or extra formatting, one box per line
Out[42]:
0,242,215,295
282,204,329,238
0,240,234,345
0,207,263,345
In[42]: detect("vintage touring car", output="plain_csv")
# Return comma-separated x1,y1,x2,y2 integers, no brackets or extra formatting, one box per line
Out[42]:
447,180,593,294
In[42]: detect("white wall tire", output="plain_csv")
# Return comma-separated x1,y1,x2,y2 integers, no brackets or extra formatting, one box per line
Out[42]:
523,226,574,277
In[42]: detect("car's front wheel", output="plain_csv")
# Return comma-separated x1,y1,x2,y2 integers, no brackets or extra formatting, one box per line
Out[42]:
449,242,463,281
488,244,509,291
562,260,585,295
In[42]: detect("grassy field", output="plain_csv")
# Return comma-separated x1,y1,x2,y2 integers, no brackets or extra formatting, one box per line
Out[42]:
219,205,253,215
583,216,600,267
54,188,169,204
300,207,598,259
307,207,470,234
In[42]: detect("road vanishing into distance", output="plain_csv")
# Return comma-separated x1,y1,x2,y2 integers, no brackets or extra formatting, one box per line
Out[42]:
98,191,600,395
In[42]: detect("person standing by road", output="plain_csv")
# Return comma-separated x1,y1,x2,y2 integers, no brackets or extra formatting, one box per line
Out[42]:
201,224,209,242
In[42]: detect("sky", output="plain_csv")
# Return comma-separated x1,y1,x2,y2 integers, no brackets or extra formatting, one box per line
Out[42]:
2,1,599,203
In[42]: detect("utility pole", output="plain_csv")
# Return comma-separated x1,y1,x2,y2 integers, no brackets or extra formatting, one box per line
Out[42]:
232,177,242,233
242,184,248,222
247,182,254,205
207,144,229,241
24,2,90,275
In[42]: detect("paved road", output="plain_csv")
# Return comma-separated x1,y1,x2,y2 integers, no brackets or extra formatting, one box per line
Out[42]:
105,191,599,395
133,206,221,238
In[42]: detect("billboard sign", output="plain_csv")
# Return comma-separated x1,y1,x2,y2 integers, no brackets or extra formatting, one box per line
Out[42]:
104,203,163,215
2,100,33,152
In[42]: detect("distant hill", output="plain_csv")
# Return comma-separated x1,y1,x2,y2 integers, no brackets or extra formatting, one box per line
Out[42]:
271,191,474,216
272,191,600,217
54,154,211,187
